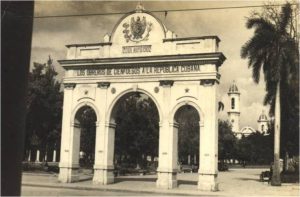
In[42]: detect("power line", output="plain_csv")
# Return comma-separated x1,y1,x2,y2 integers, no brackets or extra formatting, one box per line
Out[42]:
33,3,298,19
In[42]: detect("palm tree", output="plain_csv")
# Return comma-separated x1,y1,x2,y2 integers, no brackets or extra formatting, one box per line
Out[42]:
241,3,298,186
218,101,225,112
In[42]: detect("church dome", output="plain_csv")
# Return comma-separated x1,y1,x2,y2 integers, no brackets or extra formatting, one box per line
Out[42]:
228,80,239,94
258,110,268,121
240,126,256,135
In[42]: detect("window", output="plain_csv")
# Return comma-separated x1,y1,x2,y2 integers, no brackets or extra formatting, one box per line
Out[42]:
231,98,235,109
261,125,265,132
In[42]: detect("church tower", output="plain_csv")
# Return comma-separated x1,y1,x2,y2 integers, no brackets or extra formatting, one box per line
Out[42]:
257,110,269,134
227,81,240,133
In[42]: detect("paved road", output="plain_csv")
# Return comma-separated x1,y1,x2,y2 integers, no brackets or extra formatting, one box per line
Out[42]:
22,186,164,196
22,168,299,196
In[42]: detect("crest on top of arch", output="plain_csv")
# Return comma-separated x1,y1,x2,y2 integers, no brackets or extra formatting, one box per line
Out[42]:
110,3,167,45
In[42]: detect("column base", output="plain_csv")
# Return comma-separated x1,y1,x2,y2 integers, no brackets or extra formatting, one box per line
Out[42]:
198,173,218,191
156,171,177,189
93,169,114,185
58,167,79,183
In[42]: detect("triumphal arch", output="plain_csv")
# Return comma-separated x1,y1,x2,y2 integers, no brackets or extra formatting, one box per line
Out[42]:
58,5,225,191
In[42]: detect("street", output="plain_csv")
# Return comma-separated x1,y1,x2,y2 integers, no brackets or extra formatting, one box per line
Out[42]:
22,186,166,196
21,168,299,196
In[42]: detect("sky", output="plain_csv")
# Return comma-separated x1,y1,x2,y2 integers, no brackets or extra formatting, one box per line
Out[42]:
30,0,286,129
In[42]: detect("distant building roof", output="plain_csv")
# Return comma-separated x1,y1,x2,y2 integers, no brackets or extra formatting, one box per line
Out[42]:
228,80,239,94
258,110,268,122
240,126,256,135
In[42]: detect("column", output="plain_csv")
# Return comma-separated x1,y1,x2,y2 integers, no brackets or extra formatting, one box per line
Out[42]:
28,150,31,162
35,150,40,162
188,155,191,165
53,150,56,162
44,152,47,162
93,82,115,185
198,79,218,191
58,83,79,183
93,121,116,184
156,80,178,189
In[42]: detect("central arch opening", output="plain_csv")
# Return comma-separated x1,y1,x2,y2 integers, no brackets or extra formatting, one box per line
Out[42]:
110,92,160,183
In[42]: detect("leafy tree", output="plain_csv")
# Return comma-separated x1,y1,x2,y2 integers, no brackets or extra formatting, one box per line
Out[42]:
114,93,159,168
218,101,225,112
176,106,199,164
236,131,273,165
241,2,299,185
77,106,97,166
25,56,63,161
218,120,237,161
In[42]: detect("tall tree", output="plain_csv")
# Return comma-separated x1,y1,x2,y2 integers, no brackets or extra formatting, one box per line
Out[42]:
77,106,97,166
25,56,63,161
218,120,237,162
241,3,299,185
176,106,200,164
114,93,159,168
236,131,273,165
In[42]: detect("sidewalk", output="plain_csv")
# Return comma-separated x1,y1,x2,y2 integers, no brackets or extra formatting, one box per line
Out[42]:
22,168,299,196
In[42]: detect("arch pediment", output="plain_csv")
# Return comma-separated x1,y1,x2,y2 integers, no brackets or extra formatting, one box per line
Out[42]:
109,11,167,57
111,11,166,45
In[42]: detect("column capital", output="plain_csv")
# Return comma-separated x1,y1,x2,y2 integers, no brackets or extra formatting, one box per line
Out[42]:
70,122,80,128
97,82,110,89
95,121,100,127
64,83,76,90
169,121,179,128
200,79,218,86
105,121,116,128
199,121,204,127
159,80,174,87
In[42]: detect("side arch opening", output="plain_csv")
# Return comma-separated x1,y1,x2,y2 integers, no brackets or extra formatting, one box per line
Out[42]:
174,104,200,181
74,106,97,170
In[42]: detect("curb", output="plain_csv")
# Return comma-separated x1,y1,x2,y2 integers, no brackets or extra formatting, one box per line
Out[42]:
22,172,58,177
22,182,218,196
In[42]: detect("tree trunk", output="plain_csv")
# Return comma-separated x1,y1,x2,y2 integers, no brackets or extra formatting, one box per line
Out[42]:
271,81,281,186
284,151,289,171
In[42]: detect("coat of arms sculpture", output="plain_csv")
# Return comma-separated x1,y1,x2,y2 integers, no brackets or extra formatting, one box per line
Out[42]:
122,16,152,43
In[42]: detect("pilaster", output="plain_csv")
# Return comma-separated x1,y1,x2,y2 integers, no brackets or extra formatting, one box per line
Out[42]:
156,80,178,189
198,80,219,191
93,82,115,185
93,121,116,184
59,83,79,183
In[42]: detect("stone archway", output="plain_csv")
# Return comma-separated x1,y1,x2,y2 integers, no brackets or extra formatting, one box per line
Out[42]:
58,4,225,191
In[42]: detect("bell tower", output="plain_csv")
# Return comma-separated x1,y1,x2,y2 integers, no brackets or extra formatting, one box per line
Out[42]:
257,110,269,134
227,81,240,134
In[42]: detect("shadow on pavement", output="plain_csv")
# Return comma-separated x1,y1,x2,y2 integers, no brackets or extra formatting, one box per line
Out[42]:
178,180,197,186
235,177,260,182
115,177,157,183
